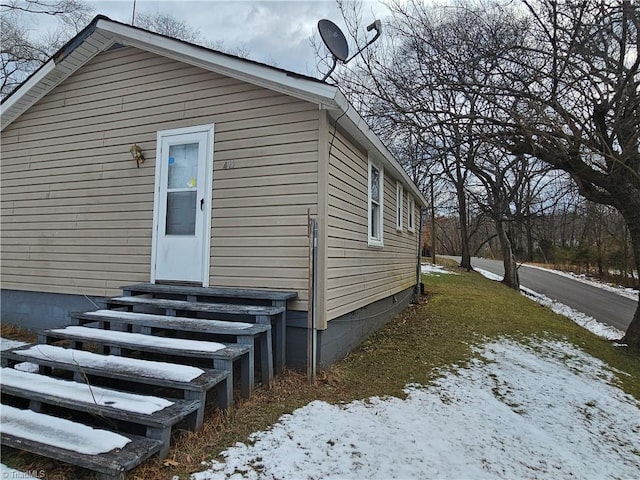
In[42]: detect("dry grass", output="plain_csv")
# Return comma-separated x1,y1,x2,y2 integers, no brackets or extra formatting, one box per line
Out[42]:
1,323,37,343
2,268,639,479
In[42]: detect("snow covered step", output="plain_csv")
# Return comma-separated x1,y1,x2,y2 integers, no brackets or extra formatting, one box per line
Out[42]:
1,344,231,427
121,282,297,303
75,309,257,331
118,284,295,373
39,326,253,398
105,295,284,317
72,309,273,388
0,368,199,458
1,404,163,479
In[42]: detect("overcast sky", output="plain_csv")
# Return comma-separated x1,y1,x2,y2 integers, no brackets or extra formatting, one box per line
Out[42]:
84,0,392,77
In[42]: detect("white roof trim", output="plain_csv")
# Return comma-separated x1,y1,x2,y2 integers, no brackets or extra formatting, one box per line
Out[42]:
1,16,426,204
0,60,55,118
96,19,339,109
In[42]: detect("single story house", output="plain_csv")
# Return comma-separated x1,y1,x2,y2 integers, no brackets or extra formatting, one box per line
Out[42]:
0,16,427,368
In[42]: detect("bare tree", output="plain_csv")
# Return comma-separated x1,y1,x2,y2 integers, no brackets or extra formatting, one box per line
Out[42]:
1,0,93,97
0,4,254,99
471,0,640,347
133,11,203,43
327,0,640,348
467,148,553,288
133,10,250,58
322,2,488,271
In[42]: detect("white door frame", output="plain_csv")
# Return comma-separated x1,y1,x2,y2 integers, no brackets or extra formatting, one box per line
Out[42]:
150,124,214,286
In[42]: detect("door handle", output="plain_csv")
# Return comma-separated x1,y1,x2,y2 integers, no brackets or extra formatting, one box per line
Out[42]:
200,198,204,211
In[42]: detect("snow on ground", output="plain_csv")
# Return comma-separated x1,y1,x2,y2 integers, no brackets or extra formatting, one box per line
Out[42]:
520,286,626,340
421,263,458,276
526,264,638,300
1,264,636,478
193,338,640,480
473,267,626,340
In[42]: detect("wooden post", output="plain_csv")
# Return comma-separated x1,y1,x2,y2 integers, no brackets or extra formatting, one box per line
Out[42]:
307,213,316,382
431,174,436,264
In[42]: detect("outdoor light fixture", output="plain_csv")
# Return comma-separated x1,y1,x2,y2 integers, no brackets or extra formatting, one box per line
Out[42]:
129,144,145,168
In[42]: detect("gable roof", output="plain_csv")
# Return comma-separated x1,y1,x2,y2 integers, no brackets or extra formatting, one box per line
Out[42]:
0,15,426,206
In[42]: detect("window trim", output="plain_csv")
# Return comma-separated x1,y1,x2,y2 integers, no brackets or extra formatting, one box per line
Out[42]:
407,194,415,233
396,181,404,231
368,158,384,247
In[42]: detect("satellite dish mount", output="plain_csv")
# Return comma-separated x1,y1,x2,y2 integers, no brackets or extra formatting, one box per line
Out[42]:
318,18,382,81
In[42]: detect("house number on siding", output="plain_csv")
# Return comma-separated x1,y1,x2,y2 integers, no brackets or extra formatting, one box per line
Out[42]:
223,160,236,170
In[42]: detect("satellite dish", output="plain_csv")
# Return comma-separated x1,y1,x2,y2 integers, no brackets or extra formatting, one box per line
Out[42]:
317,18,382,81
318,19,349,62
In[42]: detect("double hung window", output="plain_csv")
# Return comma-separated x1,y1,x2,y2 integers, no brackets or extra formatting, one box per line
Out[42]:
396,182,404,231
407,194,415,232
368,159,384,246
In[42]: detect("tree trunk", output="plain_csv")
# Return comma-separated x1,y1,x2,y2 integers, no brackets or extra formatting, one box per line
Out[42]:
456,180,472,271
622,297,640,348
496,216,519,289
620,202,640,350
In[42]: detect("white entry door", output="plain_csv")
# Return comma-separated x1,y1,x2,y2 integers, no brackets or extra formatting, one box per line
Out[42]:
151,125,214,285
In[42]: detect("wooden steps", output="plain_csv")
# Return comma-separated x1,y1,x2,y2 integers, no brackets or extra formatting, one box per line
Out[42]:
71,309,273,388
1,368,199,459
1,344,231,427
1,283,297,478
119,283,297,372
121,283,298,303
2,405,163,480
39,326,254,398
106,295,287,372
106,296,284,317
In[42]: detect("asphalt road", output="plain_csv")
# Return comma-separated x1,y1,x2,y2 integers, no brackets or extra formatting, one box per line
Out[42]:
445,256,637,332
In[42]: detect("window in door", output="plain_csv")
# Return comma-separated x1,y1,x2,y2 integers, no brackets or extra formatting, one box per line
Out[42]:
166,143,199,235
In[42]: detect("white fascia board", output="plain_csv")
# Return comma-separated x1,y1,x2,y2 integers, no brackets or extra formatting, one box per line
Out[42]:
332,90,428,207
1,60,55,130
96,19,339,108
1,32,114,131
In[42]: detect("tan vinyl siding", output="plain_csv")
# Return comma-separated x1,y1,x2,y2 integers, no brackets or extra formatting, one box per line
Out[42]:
1,47,318,310
326,127,417,321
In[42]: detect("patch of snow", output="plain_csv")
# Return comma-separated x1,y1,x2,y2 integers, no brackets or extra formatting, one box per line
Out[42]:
13,361,40,373
192,339,640,480
1,368,173,414
50,326,226,353
474,268,625,340
474,267,504,282
85,309,253,330
1,405,131,455
525,264,638,300
421,263,457,276
521,287,625,340
0,338,29,351
13,344,205,381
